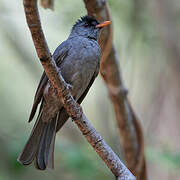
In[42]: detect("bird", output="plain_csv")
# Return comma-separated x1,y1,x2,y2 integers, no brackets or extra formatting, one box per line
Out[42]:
17,15,111,170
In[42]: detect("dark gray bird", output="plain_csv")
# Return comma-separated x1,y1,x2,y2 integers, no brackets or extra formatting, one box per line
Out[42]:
18,15,110,170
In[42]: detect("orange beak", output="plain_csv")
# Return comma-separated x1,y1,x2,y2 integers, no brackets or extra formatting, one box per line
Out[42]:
96,21,111,28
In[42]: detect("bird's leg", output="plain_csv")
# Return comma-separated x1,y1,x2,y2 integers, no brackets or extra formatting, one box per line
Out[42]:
66,83,73,91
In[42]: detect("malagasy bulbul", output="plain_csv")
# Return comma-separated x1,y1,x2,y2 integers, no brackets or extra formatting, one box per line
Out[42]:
18,15,111,170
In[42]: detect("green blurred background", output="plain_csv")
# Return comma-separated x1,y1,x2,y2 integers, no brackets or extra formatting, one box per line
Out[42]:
0,0,180,179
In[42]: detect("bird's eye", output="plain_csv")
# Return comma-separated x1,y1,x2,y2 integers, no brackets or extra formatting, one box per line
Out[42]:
91,21,97,26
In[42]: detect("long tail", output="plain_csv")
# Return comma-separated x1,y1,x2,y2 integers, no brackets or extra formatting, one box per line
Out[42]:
17,110,58,170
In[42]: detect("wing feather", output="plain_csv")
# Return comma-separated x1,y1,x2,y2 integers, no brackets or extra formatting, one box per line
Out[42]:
56,64,99,131
28,41,69,122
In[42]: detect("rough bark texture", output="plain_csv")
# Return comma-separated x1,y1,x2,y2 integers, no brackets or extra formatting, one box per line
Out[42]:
23,0,136,179
83,0,147,179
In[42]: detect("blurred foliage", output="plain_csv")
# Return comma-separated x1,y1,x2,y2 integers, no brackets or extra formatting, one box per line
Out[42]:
0,0,180,179
146,148,180,170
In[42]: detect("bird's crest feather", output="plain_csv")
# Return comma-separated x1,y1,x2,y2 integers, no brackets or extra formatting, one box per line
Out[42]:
73,15,99,29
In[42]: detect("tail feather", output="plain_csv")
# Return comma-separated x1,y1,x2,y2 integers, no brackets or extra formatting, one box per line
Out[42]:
56,108,69,132
44,113,58,168
17,110,44,165
18,110,58,170
35,113,58,170
35,123,48,170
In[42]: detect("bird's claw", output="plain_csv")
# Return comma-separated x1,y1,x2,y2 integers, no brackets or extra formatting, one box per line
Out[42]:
67,83,73,90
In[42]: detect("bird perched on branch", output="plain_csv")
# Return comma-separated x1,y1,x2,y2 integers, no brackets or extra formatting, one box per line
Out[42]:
18,15,110,170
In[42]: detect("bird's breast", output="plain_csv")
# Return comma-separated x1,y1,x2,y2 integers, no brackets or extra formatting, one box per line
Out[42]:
43,37,101,107
61,38,100,98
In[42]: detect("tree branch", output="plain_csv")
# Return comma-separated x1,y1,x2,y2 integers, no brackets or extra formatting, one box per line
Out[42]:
83,0,147,179
22,0,136,179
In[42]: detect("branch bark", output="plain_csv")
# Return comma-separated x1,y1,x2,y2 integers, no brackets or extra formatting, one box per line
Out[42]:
22,0,136,179
83,0,147,179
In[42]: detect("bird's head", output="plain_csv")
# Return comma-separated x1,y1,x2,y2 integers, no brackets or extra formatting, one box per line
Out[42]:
70,15,111,41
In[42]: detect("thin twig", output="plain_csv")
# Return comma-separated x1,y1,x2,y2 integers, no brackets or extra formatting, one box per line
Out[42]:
22,0,136,179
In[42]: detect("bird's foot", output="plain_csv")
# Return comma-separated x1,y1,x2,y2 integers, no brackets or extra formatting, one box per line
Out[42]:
67,83,73,91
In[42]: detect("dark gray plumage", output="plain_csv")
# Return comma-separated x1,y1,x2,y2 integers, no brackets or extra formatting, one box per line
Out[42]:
18,15,110,170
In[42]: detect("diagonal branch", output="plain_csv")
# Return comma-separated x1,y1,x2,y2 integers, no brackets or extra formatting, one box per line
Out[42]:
22,0,136,179
83,0,147,179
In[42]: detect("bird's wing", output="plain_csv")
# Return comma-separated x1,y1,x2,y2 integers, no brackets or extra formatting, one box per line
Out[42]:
77,64,99,104
53,41,69,67
28,72,48,122
28,41,69,122
56,62,100,132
